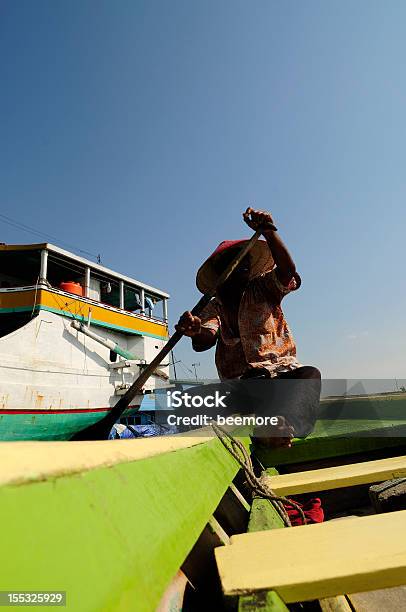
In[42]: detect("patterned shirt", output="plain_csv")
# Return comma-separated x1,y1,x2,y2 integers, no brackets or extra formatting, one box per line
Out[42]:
199,269,300,380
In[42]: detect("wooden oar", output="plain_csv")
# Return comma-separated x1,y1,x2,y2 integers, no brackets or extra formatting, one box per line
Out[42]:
72,228,265,440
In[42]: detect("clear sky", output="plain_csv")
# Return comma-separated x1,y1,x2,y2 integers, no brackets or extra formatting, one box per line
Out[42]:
1,1,405,381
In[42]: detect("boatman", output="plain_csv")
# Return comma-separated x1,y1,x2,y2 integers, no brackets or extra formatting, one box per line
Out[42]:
175,207,321,448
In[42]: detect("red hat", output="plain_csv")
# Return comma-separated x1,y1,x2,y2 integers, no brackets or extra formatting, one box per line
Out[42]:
196,238,274,294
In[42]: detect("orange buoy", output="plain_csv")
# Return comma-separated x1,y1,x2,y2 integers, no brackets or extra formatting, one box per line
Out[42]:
59,281,83,296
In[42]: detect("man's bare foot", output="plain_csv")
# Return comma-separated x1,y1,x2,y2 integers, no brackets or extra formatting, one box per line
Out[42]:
252,416,294,449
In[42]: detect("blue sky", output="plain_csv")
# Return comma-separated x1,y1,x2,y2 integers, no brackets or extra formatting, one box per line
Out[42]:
1,1,405,381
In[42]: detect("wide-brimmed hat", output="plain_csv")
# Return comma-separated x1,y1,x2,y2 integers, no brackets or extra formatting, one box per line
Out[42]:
196,239,274,294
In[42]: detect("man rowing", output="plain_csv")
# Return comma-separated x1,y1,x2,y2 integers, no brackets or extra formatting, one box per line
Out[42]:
176,207,321,447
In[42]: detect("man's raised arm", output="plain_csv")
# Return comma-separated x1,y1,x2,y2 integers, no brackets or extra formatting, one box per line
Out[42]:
243,207,297,287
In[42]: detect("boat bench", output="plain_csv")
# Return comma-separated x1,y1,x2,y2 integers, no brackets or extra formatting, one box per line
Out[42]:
214,456,406,610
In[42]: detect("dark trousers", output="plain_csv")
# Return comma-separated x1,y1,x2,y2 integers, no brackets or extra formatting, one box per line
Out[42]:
175,365,321,438
229,365,321,437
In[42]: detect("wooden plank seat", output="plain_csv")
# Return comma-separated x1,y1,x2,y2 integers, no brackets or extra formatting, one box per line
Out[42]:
216,510,406,603
262,454,406,495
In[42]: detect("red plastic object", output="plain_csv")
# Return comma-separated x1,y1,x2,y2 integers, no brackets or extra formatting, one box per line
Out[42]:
59,281,83,296
286,497,324,526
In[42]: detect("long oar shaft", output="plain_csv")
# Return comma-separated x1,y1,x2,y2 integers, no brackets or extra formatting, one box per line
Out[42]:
112,229,263,413
73,229,263,440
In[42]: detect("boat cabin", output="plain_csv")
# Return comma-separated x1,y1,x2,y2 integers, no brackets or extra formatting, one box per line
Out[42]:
0,243,169,340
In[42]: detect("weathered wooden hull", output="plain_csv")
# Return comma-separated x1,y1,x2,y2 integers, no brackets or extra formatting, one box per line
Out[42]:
0,431,250,611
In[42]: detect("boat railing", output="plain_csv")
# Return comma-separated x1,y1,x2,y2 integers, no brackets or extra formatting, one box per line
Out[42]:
0,284,168,326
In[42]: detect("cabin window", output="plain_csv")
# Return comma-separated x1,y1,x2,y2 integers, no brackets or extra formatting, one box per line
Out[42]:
100,280,120,307
46,253,86,294
90,272,120,308
0,250,41,288
144,294,166,320
124,285,143,312
156,296,168,321
122,287,166,320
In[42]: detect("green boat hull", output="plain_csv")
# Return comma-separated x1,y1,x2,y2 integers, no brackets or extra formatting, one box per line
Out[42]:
0,410,109,441
0,432,251,611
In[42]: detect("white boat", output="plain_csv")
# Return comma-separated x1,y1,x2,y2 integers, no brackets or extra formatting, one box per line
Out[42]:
0,242,169,440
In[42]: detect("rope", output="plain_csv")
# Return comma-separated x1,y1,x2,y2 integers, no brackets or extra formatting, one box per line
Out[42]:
211,422,307,527
30,277,41,319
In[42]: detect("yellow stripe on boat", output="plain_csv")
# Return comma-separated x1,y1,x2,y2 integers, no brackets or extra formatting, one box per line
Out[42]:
0,288,168,339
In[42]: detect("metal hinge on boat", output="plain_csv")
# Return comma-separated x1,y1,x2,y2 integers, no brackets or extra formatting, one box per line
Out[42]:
109,359,146,370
